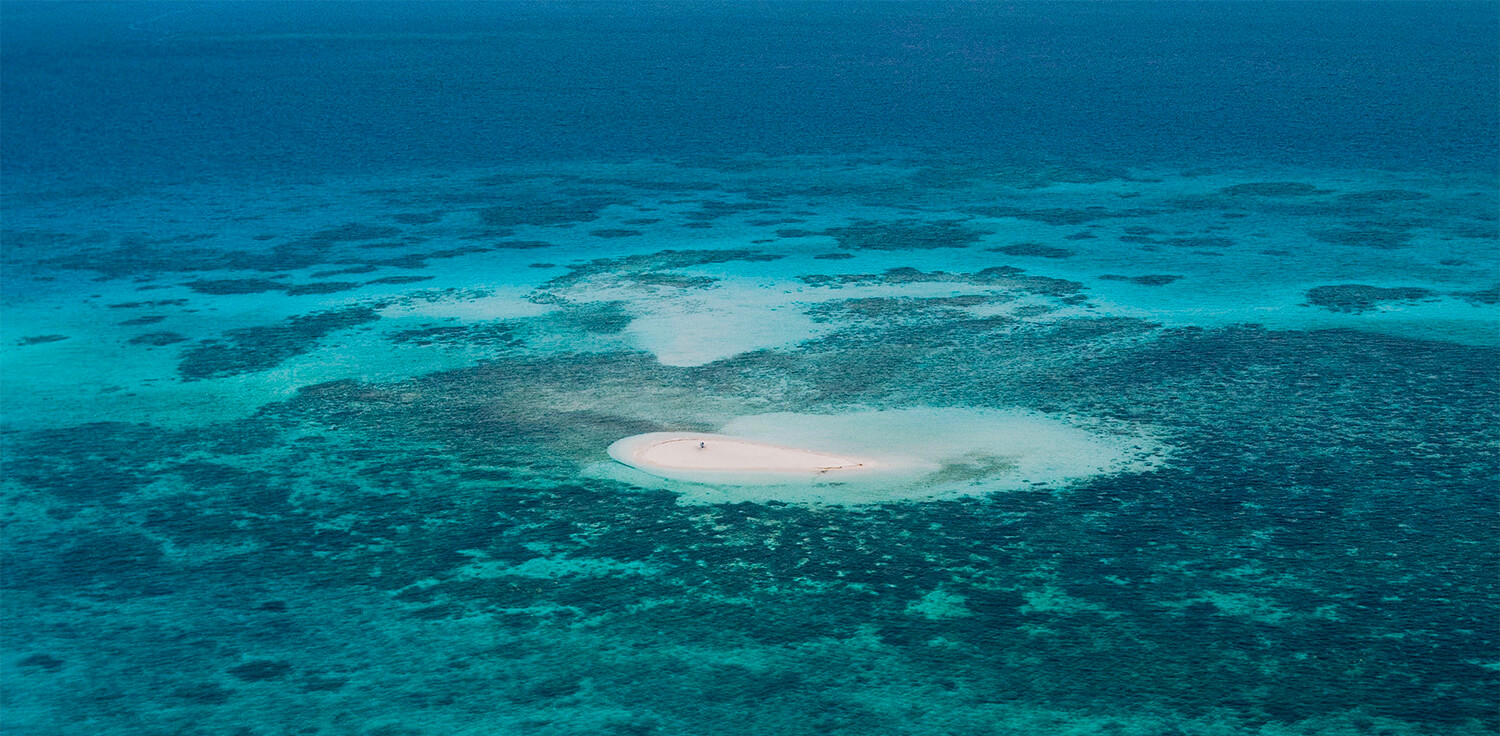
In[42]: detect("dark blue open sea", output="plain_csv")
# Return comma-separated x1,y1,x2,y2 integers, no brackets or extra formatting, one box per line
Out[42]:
2,3,1497,734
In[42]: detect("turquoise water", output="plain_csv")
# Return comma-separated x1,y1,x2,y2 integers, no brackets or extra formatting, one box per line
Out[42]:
2,3,1497,734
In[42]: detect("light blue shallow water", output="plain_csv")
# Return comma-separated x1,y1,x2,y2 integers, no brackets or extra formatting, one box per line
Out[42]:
2,3,1497,734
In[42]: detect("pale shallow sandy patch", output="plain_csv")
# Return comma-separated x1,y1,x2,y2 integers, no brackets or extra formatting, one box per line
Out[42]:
623,300,828,367
549,274,832,367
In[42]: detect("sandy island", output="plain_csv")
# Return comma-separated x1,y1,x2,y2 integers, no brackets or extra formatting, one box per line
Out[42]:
608,432,875,481
598,409,1168,503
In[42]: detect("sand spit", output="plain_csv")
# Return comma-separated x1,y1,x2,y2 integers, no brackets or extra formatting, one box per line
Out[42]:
599,408,1170,506
608,432,875,482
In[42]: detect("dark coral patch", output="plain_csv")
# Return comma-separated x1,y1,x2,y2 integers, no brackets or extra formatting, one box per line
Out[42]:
181,275,369,294
1306,285,1435,313
1165,236,1235,249
478,196,626,228
970,206,1158,226
5,423,180,506
183,279,286,295
1452,285,1500,306
129,331,189,346
685,200,774,221
17,334,68,345
227,660,293,682
427,246,492,261
808,295,1000,325
174,684,234,704
799,267,1083,298
2,228,107,253
178,306,381,380
1336,190,1430,204
313,265,380,278
367,275,435,286
55,531,166,586
1311,227,1413,249
826,220,981,251
634,273,718,289
117,315,166,326
109,299,188,309
171,460,289,510
1445,220,1499,241
43,236,225,277
544,249,780,289
388,322,523,348
989,242,1073,259
1099,274,1182,286
18,653,64,671
213,223,411,272
549,301,633,335
309,223,403,242
494,240,556,250
300,676,349,692
285,282,362,296
1221,182,1327,197
392,212,444,225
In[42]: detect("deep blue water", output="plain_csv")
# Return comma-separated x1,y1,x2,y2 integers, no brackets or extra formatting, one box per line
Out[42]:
4,1,1497,183
2,3,1497,735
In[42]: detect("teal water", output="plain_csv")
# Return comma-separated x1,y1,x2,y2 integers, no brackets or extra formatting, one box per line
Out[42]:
2,3,1497,734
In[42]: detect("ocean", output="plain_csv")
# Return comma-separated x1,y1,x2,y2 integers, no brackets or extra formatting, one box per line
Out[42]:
2,2,1496,734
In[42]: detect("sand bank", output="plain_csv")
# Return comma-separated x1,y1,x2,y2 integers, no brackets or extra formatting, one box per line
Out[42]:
607,432,875,482
598,408,1169,505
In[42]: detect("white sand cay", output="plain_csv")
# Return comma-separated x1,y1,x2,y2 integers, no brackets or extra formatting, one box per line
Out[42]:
596,408,1171,506
608,432,876,482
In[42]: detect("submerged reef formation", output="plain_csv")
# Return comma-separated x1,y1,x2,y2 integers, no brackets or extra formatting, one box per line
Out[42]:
3,158,1496,735
5,314,1495,734
1305,284,1437,313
